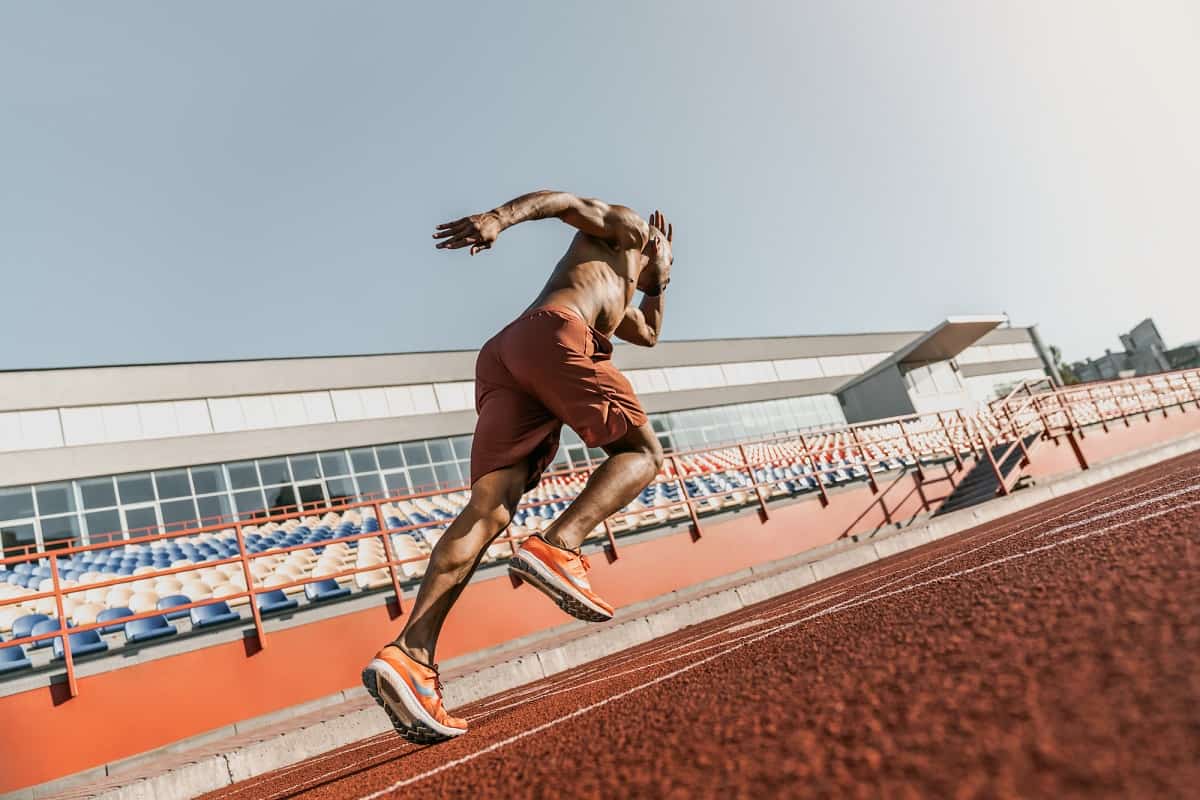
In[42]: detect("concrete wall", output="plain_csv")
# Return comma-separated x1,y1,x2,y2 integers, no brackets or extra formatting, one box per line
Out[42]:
836,365,915,423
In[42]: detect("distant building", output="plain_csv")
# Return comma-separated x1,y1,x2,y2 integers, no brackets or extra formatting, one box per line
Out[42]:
1072,318,1198,381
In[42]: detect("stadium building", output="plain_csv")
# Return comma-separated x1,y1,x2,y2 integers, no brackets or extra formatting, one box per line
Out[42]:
0,319,1050,556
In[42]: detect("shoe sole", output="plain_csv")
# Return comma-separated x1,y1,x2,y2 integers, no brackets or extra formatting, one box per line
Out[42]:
361,659,465,745
508,553,613,623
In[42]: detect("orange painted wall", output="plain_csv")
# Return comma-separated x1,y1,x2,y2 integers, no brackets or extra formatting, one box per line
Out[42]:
3,411,1196,792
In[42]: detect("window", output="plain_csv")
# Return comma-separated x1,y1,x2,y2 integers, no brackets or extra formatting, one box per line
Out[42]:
427,439,454,463
451,436,473,460
79,477,117,509
154,470,191,499
288,455,321,482
0,486,35,521
36,482,76,516
402,442,429,467
190,465,227,494
383,471,410,493
161,499,199,530
356,474,383,496
325,478,356,503
433,462,461,488
42,514,81,549
408,466,435,491
196,494,232,524
227,462,260,491
320,451,350,477
84,510,122,543
234,490,266,515
0,522,36,555
117,474,155,505
350,448,378,473
259,458,290,487
376,445,403,470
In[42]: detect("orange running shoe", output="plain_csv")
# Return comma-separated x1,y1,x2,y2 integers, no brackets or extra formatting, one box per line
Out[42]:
508,535,615,622
361,645,467,744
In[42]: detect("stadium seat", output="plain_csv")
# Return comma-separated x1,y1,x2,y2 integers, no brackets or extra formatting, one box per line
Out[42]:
96,607,134,634
190,602,240,629
52,629,109,661
304,579,351,603
29,618,66,650
256,589,298,616
156,594,192,621
11,613,50,643
0,641,32,674
124,615,177,644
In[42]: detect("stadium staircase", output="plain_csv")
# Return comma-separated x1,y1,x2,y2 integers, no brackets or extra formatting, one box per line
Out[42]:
933,433,1041,516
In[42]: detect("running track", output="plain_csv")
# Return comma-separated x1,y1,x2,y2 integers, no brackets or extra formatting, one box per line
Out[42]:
206,451,1200,798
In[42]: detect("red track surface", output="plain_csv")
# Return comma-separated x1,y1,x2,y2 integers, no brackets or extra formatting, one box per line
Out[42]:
206,452,1200,799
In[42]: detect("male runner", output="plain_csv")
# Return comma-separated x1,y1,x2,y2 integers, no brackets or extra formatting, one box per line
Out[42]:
362,191,673,742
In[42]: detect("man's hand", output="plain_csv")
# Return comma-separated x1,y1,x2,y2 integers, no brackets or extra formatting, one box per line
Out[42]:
642,209,673,292
433,211,503,256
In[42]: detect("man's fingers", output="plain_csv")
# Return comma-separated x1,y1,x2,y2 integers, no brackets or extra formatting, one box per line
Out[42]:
436,219,465,230
432,228,458,239
667,222,673,242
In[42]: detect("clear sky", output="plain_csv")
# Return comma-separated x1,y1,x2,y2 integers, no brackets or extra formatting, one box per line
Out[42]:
2,1,1197,370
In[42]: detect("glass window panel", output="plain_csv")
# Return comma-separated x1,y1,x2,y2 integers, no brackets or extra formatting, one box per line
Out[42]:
0,521,36,555
258,458,290,486
84,510,122,543
349,447,378,473
34,483,75,516
227,461,260,491
325,478,356,503
190,465,227,494
154,469,191,500
160,499,198,529
234,489,266,514
427,439,453,463
265,484,296,511
41,515,81,549
117,474,155,505
196,494,232,524
376,445,403,470
124,506,159,535
79,477,117,510
320,451,350,477
587,447,605,461
289,454,321,481
356,474,382,496
408,466,435,492
434,462,461,487
657,434,672,452
383,471,410,493
561,427,583,446
451,436,473,460
402,442,429,467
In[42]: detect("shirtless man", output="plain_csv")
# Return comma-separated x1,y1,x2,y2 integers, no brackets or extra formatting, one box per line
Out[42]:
362,191,673,743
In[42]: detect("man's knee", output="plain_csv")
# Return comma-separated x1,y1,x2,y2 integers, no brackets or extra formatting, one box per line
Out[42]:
643,436,665,474
465,498,512,536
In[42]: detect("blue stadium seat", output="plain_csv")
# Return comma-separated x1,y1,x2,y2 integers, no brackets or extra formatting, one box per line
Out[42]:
257,589,298,615
29,618,66,650
157,594,193,621
52,629,109,661
0,641,32,674
97,607,134,634
124,616,177,644
190,602,240,629
304,579,351,603
11,613,50,642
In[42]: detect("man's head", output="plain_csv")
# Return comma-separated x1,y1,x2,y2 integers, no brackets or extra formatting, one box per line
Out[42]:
638,210,673,293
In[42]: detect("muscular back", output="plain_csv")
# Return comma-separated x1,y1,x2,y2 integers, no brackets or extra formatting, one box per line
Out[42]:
434,191,672,347
529,232,642,336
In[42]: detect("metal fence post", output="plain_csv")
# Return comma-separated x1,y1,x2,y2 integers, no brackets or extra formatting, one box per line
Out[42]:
374,502,405,613
738,442,770,521
848,425,879,494
49,553,78,698
669,456,703,540
233,521,267,650
798,432,829,507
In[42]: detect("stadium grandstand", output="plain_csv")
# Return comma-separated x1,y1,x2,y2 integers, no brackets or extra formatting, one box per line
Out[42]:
5,317,1200,798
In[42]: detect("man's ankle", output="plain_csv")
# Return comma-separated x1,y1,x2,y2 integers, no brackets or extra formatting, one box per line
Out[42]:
390,637,434,668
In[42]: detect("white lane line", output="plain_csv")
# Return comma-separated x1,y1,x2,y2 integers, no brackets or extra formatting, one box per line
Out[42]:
1034,483,1200,538
211,733,404,798
355,487,1200,797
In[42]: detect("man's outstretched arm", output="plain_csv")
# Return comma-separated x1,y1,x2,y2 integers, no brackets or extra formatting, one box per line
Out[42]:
614,292,665,347
433,190,648,255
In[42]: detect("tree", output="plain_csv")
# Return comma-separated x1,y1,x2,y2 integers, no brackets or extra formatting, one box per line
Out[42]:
1049,345,1080,385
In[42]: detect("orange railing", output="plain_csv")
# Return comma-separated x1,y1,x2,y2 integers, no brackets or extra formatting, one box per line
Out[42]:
3,366,1199,698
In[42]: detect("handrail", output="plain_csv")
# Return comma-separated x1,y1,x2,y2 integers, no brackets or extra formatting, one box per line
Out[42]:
2,365,1198,698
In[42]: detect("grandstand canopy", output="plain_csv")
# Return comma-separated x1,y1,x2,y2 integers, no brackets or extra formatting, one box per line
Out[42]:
837,315,1007,392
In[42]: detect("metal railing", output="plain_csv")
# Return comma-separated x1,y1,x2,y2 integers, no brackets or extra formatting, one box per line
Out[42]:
3,366,1198,699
